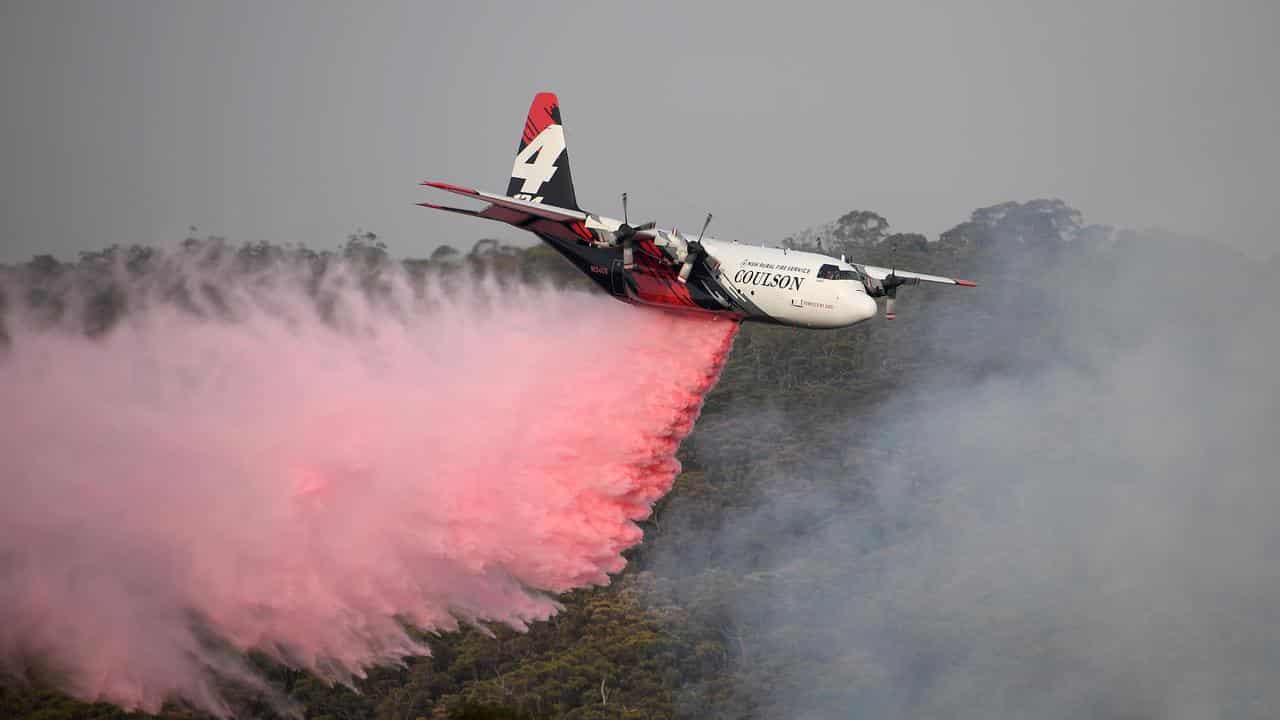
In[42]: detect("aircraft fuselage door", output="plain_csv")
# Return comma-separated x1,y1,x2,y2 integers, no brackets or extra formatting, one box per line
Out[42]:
609,259,628,296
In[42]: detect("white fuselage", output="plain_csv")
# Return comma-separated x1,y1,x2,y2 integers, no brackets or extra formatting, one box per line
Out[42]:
582,212,879,329
700,239,878,328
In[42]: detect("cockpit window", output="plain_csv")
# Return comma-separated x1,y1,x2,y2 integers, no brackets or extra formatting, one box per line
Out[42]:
818,264,861,281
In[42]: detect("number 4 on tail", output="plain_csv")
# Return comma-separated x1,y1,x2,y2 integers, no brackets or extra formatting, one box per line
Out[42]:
511,125,565,194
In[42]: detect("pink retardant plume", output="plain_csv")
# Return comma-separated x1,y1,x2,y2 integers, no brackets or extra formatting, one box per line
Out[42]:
0,254,738,716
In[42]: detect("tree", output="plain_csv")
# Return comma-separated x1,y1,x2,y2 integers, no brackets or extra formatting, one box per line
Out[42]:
832,210,890,248
941,198,1082,248
882,232,927,253
429,245,463,265
343,230,389,265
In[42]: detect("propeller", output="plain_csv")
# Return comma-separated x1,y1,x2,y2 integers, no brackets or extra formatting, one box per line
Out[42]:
859,248,918,320
678,213,713,284
879,271,917,320
616,193,655,269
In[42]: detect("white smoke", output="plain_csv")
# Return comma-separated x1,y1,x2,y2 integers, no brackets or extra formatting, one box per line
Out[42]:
654,229,1280,719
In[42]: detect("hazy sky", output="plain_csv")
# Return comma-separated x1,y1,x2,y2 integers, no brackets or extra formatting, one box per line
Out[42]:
2,0,1277,262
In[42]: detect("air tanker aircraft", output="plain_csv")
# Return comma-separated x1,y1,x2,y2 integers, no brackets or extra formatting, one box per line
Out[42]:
420,93,974,328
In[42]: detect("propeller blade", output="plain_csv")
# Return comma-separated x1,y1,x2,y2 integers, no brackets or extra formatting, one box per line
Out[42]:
613,195,652,267
615,221,656,246
677,213,713,284
878,273,915,319
690,213,712,253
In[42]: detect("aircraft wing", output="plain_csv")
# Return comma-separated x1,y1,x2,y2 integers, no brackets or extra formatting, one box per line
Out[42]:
858,264,977,287
419,181,588,223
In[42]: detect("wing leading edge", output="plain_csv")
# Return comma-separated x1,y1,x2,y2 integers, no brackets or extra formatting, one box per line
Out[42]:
859,263,977,287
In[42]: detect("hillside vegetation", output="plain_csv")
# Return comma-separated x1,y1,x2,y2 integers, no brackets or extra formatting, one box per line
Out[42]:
3,200,1272,720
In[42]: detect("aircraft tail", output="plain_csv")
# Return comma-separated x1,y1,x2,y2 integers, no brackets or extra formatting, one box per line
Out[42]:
505,92,581,211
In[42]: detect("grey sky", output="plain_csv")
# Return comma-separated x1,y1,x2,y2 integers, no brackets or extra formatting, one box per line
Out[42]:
2,0,1277,263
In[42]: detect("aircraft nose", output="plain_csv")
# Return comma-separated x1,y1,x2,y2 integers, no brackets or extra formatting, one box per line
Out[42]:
848,292,877,323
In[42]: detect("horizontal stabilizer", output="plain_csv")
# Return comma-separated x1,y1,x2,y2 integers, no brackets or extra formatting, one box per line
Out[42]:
421,181,587,223
415,201,483,218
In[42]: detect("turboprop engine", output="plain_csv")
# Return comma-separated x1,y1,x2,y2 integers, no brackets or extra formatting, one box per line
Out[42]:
861,268,918,320
646,213,714,283
611,198,718,285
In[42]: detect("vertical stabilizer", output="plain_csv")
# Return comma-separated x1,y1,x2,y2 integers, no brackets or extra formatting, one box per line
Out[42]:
506,92,580,210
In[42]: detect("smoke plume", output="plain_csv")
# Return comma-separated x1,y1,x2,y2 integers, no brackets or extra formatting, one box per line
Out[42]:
654,228,1280,719
0,251,737,715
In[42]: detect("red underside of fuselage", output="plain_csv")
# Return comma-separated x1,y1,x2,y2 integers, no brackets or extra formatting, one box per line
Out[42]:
627,238,701,309
534,225,741,319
